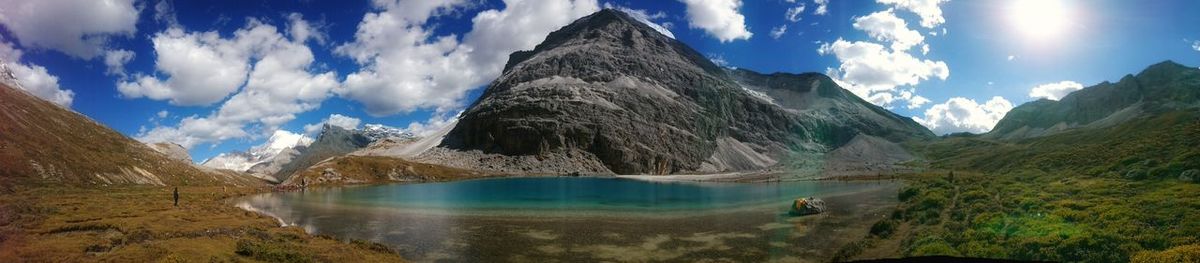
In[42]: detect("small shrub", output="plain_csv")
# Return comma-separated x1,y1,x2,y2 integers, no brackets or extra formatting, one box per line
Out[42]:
899,187,919,201
351,239,395,254
1132,245,1200,263
870,219,896,238
235,239,312,263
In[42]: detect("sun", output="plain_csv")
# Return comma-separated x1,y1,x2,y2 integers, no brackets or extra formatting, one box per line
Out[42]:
1009,0,1073,42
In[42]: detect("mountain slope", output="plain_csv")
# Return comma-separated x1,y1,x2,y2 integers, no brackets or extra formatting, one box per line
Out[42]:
0,81,262,191
988,60,1200,139
433,9,932,175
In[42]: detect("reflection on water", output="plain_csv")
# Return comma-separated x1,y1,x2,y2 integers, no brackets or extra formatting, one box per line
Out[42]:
237,177,899,262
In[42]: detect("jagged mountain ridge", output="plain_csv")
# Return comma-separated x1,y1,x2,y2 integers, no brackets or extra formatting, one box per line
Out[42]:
435,9,933,175
201,130,314,172
0,80,263,191
271,125,375,182
988,61,1200,139
201,123,414,183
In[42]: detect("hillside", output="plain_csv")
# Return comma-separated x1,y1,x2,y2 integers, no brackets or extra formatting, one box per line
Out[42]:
987,60,1200,139
0,82,264,191
842,61,1200,262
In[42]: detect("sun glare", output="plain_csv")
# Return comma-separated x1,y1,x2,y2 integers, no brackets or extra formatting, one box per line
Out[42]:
1009,0,1073,42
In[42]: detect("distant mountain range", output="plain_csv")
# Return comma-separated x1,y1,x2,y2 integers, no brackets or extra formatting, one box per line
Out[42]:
987,60,1200,140
201,123,414,182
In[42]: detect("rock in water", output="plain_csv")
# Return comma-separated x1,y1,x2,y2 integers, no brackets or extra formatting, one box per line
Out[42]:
790,197,827,216
436,9,933,175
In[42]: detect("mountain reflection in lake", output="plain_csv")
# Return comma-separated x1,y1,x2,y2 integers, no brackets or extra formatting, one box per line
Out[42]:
236,177,899,262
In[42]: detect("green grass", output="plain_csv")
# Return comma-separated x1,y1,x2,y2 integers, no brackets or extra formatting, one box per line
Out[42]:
859,111,1200,262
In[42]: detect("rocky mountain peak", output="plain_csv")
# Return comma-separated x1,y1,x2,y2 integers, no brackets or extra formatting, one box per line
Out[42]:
435,9,933,175
497,8,722,89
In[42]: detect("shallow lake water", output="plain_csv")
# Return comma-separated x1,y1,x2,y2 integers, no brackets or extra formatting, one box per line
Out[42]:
237,177,900,262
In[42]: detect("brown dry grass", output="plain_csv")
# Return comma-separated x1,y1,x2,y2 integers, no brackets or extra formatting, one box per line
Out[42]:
287,155,501,186
0,186,404,262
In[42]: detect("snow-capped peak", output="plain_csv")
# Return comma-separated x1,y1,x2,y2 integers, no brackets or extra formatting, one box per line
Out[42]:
256,130,314,156
0,59,22,89
201,129,313,172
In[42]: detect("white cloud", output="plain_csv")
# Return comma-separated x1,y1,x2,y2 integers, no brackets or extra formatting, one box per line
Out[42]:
0,40,74,107
1192,40,1199,51
134,17,338,148
914,96,1014,134
604,3,675,39
116,27,252,106
900,89,930,109
853,9,924,51
678,0,753,42
260,130,314,153
770,25,788,39
786,4,807,22
336,0,599,116
813,0,830,15
103,49,135,76
818,39,948,107
708,53,730,67
877,0,948,28
1028,80,1083,101
157,110,169,118
0,0,140,59
818,0,949,109
153,0,179,27
1007,55,1015,61
303,114,363,134
404,111,462,137
286,13,327,45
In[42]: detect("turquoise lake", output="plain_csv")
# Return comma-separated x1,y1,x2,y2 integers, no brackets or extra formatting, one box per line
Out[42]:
236,177,900,261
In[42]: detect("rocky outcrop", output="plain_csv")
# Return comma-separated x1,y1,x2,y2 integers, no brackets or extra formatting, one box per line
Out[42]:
1181,169,1200,183
433,9,933,175
988,61,1200,140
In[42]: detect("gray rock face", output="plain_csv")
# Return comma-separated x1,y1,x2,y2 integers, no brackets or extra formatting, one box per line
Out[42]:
988,61,1200,139
1181,169,1200,183
439,9,933,175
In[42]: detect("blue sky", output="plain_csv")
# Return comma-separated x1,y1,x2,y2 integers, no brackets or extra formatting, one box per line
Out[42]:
1,0,1198,162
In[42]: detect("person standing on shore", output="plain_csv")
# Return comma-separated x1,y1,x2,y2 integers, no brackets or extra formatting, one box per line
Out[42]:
173,187,179,207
